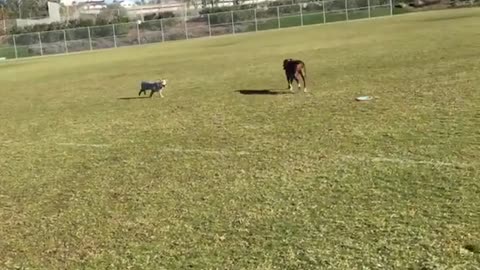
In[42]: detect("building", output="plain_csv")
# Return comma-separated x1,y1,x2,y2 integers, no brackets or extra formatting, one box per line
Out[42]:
60,0,107,7
117,0,137,8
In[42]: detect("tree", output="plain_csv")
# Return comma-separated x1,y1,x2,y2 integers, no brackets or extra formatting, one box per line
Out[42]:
4,0,49,19
233,0,245,5
0,4,7,35
206,0,219,8
96,4,128,24
184,0,201,9
0,4,7,19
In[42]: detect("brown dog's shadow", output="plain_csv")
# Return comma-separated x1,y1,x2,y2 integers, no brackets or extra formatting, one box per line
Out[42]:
118,96,151,100
234,89,292,95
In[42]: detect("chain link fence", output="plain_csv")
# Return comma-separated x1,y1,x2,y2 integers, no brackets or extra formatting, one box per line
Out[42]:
0,19,6,36
0,0,393,60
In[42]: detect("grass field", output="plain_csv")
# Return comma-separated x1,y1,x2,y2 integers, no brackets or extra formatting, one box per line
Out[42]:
0,7,403,60
1,7,480,269
255,7,394,31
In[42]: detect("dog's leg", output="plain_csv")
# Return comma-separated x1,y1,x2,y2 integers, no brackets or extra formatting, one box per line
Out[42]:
300,71,307,92
159,89,164,98
149,89,154,98
288,75,294,91
138,89,143,96
294,73,301,90
295,73,302,93
285,72,292,90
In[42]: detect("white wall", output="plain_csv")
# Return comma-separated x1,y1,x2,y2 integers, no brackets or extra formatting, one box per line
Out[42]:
61,0,104,7
15,1,63,27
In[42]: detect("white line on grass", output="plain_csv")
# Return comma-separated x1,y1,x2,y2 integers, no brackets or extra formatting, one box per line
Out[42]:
339,155,471,168
156,148,474,168
56,142,111,148
0,141,111,148
160,147,250,156
2,141,475,168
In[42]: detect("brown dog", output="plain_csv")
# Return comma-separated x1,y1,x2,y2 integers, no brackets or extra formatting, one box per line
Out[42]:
283,58,307,92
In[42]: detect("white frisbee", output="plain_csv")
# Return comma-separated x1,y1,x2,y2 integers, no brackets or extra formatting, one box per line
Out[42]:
355,96,373,101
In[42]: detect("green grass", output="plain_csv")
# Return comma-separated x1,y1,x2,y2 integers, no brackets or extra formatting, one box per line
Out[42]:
0,46,13,59
0,7,399,60
1,7,480,269
240,6,403,32
253,7,393,31
0,45,30,59
0,45,40,59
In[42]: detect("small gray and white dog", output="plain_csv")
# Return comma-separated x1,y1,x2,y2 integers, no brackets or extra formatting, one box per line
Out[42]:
138,79,167,98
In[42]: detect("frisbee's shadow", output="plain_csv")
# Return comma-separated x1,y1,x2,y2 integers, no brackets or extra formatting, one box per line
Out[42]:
234,89,292,95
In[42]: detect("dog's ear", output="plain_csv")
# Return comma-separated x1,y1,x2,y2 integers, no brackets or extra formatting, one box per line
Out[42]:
283,59,289,69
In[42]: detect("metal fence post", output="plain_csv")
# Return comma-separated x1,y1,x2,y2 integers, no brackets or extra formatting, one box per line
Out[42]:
136,21,141,45
112,24,117,47
2,19,6,34
63,29,68,53
254,8,258,32
207,14,211,37
185,19,189,40
183,3,188,39
231,10,235,34
345,0,349,21
367,0,371,18
277,6,280,29
12,34,18,59
160,19,165,42
87,26,93,50
390,0,393,15
184,3,188,20
322,0,326,23
38,32,43,56
300,4,303,26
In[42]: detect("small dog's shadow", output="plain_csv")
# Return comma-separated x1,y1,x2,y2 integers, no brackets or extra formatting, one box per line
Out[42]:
234,89,292,95
118,96,151,100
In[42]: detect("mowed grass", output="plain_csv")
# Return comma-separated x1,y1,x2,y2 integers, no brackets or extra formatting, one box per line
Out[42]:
253,7,393,31
1,8,480,269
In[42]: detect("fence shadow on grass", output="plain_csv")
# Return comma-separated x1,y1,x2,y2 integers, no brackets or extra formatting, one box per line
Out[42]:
234,89,292,95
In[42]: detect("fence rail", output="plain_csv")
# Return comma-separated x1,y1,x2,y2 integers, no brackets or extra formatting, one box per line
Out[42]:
0,0,392,60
